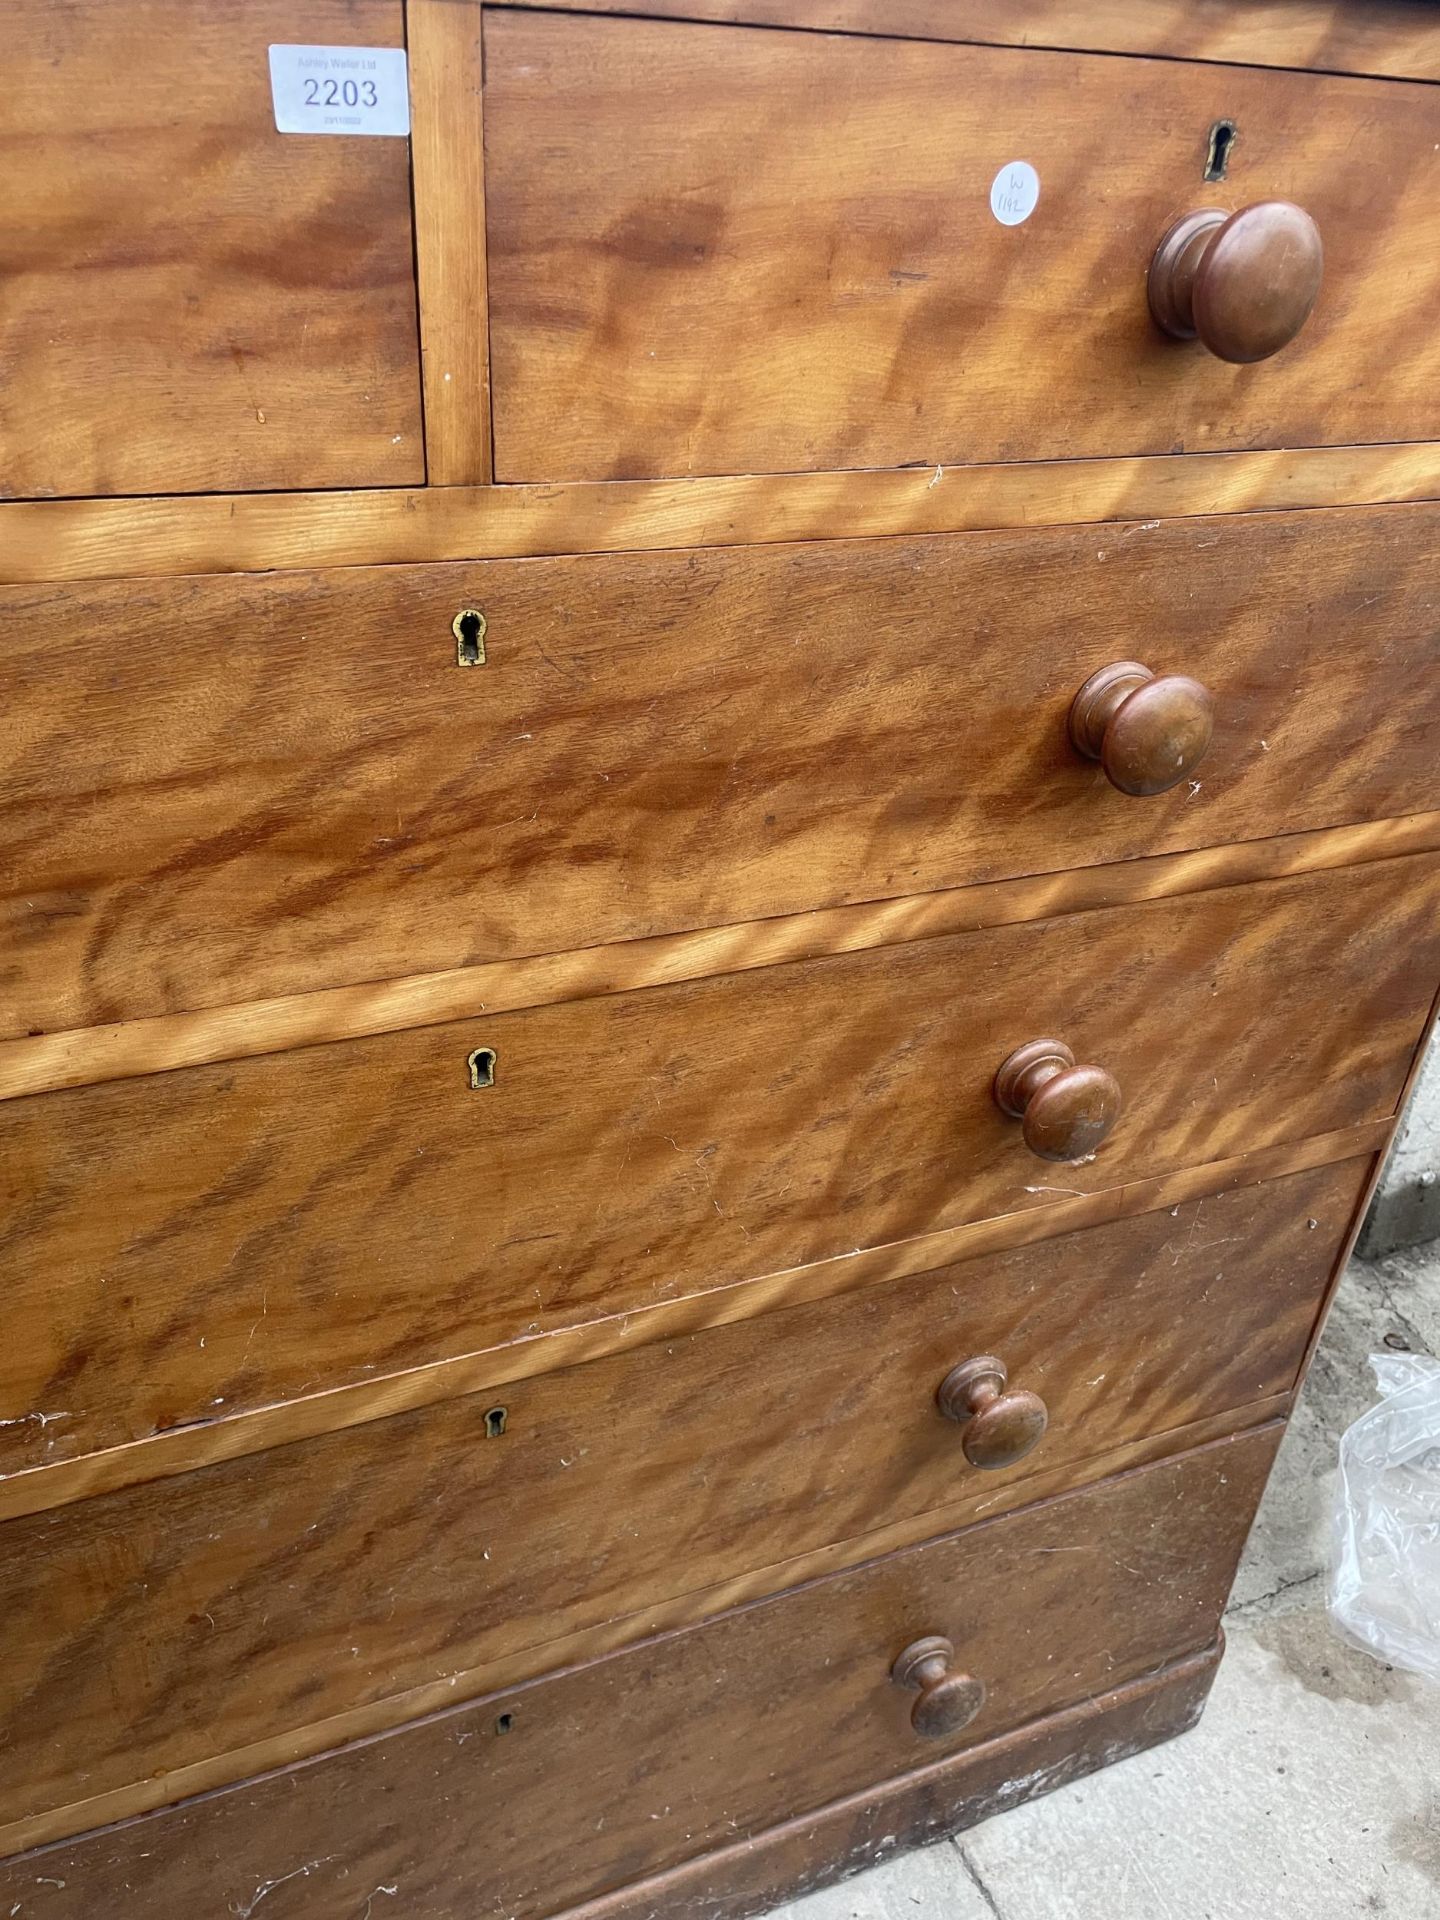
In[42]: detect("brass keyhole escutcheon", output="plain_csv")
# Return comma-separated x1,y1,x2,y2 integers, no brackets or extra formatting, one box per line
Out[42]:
454,608,488,666
468,1047,497,1090
1204,118,1237,183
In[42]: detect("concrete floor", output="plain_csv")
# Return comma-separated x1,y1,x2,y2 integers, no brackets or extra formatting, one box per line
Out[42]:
776,1239,1440,1920
1360,1034,1440,1257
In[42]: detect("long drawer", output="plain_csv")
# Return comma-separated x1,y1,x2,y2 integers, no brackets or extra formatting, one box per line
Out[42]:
0,1428,1280,1901
5,507,1440,1034
2,855,1434,1467
484,11,1440,481
479,0,1440,81
0,1165,1352,1829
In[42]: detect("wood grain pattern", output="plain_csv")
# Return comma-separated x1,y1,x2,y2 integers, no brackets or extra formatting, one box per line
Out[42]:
1,855,1434,1475
0,1129,1375,1524
0,1169,1348,1834
4,1,1429,1906
6,508,1439,1037
3,818,1436,1106
485,13,1440,481
560,1641,1224,1920
0,1644,1224,1913
0,1431,1278,1897
0,1398,1283,1857
409,0,492,483
4,445,1439,585
1297,980,1440,1383
484,1,1440,84
1,0,424,499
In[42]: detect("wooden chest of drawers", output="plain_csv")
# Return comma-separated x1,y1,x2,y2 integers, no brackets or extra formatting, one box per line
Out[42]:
1,4,1437,1914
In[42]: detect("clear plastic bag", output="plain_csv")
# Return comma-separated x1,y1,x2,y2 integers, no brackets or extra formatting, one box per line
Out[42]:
1329,1351,1440,1680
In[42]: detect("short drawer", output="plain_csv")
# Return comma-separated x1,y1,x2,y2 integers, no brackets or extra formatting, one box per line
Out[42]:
6,506,1440,1035
0,1427,1280,1898
1,854,1433,1467
3,0,423,498
0,1166,1350,1828
485,11,1440,481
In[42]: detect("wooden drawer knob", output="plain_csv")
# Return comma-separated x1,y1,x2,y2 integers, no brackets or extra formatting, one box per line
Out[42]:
891,1636,986,1740
995,1039,1122,1163
1068,659,1214,797
937,1356,1048,1470
1149,201,1323,363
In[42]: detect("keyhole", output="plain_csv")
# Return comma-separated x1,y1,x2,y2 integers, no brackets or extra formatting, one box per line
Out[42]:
1204,120,1237,182
467,1047,497,1090
453,608,487,667
484,1406,507,1437
494,1712,515,1734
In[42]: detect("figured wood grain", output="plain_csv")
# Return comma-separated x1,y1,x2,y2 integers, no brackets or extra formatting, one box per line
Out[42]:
485,14,1440,481
2,819,1436,1105
0,1401,1282,1856
0,1646,1223,1913
485,1,1440,83
0,1168,1348,1834
0,855,1434,1475
1,0,424,499
0,1432,1278,1894
0,1128,1376,1523
6,508,1440,1037
0,1174,1351,1824
560,1642,1224,1920
3,445,1439,584
1297,980,1440,1383
3,1,1427,1905
409,0,492,482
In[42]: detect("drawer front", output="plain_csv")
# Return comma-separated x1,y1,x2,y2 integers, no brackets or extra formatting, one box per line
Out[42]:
2,855,1433,1467
6,508,1440,1034
0,1166,1351,1825
0,1429,1280,1905
485,12,1440,481
477,1,1440,84
3,0,423,499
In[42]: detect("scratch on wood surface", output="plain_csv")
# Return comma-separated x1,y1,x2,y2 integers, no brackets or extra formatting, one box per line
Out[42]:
229,1858,338,1918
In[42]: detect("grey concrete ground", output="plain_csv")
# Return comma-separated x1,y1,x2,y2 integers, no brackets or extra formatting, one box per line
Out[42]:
775,1238,1440,1920
1361,1032,1440,1258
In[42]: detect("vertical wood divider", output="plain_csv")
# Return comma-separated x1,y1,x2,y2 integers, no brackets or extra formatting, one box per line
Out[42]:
408,0,493,483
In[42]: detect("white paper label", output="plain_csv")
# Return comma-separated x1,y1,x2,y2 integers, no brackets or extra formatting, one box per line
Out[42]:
989,160,1040,227
268,45,410,136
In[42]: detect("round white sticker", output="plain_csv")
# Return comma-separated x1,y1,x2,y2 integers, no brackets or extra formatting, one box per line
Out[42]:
990,160,1040,227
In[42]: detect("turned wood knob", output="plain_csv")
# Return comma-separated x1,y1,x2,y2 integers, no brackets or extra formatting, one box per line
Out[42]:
891,1636,986,1740
1148,201,1323,363
1068,659,1214,796
937,1356,1049,1470
995,1039,1122,1163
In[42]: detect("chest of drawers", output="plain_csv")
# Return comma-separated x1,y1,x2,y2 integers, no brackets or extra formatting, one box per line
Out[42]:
1,4,1437,1914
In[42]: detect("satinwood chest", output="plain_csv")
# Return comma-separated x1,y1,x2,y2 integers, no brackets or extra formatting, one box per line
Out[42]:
2,2,1438,1913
